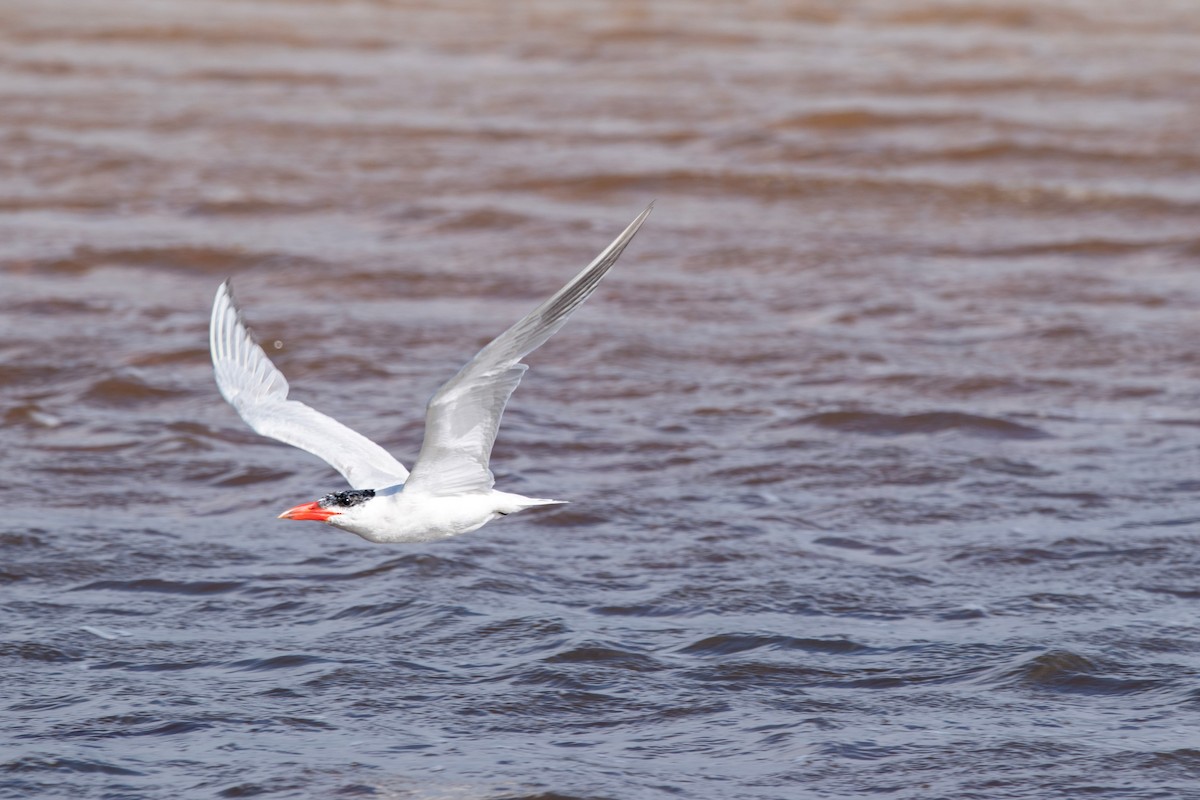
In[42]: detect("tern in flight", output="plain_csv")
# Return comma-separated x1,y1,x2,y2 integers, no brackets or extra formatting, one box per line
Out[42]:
210,205,651,543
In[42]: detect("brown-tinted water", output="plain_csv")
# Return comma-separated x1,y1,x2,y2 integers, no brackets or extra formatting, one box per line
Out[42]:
3,1,1200,798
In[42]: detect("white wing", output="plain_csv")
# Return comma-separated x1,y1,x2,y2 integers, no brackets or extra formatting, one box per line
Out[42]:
209,282,410,490
404,204,653,496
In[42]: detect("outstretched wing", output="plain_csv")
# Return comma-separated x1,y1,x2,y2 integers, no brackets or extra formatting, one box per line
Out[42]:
403,204,653,496
209,281,410,490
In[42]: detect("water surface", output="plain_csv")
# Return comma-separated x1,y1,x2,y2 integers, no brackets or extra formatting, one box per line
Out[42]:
3,1,1200,798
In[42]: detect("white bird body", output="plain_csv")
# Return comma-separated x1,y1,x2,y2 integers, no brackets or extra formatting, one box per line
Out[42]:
209,205,651,543
330,488,560,544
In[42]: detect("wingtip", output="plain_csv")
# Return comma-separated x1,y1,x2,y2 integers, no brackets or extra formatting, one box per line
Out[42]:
213,279,235,314
617,202,654,240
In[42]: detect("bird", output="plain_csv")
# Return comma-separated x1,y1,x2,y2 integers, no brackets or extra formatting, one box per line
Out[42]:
209,204,652,543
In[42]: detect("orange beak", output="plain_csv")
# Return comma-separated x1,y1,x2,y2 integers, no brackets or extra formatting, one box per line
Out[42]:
277,501,340,522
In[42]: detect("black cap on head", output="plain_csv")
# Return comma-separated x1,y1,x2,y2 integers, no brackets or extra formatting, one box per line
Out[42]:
318,489,376,510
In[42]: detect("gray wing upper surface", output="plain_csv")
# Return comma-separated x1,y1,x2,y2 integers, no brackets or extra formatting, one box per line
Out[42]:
210,282,410,490
403,204,653,496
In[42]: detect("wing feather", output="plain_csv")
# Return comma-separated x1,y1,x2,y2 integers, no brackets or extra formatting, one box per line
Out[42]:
209,282,410,490
404,204,652,495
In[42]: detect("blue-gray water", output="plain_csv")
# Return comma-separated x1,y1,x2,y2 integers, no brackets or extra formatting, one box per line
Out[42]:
3,2,1200,798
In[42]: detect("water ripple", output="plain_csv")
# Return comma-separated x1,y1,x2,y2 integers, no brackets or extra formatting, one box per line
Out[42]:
71,579,245,595
798,411,1050,440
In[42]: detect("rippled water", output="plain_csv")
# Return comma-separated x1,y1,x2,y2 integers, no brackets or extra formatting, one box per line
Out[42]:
4,1,1200,798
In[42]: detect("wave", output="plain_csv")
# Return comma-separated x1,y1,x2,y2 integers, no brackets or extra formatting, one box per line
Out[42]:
1,755,144,777
982,649,1170,696
679,633,869,657
71,578,244,595
22,245,269,276
798,410,1049,439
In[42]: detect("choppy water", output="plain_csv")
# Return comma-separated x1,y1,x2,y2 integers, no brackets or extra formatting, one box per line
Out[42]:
4,1,1200,798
